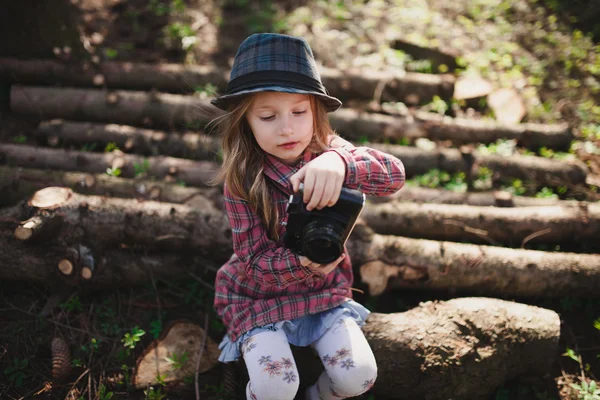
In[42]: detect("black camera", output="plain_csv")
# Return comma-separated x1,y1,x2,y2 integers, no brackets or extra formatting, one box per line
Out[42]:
283,185,365,264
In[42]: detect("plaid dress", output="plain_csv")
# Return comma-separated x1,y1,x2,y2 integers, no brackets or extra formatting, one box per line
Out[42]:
214,135,405,343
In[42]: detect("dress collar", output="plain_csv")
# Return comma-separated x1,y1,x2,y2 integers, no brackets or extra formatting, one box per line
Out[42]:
263,150,314,196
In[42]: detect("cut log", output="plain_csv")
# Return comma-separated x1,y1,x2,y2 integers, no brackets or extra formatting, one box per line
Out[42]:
2,190,600,298
350,225,600,298
35,120,220,160
390,39,460,72
367,186,576,207
0,58,454,104
361,201,600,248
3,187,230,257
369,143,589,186
361,298,560,399
0,165,222,207
27,121,588,187
133,321,220,390
0,143,219,187
0,229,220,287
330,108,573,150
10,85,222,129
10,85,572,150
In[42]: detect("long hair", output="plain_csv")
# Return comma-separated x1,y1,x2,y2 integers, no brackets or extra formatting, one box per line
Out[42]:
212,94,336,241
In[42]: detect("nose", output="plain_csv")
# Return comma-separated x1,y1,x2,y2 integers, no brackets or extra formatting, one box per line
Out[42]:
279,116,293,136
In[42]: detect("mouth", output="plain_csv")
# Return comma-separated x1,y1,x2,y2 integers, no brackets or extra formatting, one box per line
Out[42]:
278,141,298,149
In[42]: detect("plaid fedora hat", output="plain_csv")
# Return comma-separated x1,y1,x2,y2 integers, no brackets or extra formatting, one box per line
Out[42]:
211,33,342,112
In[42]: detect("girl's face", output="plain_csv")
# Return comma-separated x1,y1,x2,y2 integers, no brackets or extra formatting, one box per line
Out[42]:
246,92,314,166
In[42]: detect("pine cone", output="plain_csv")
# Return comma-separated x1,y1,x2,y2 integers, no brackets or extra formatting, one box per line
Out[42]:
51,337,72,382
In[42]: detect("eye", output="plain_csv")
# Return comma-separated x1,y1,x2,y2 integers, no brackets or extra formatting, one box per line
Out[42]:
259,115,275,121
293,110,307,116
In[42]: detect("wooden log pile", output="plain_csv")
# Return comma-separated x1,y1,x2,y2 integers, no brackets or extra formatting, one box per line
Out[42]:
1,59,599,400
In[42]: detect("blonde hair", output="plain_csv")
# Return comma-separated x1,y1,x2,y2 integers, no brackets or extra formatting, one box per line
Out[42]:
212,94,336,240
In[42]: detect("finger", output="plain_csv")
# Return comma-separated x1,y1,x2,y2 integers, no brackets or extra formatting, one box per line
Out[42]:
328,174,344,206
290,167,306,193
320,253,346,274
303,169,316,205
318,176,335,209
307,174,326,211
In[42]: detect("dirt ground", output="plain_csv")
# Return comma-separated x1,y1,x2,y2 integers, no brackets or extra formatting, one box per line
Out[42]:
1,0,600,399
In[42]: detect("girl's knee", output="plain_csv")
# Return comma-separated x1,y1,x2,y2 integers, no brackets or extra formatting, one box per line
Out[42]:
328,358,378,397
248,377,300,400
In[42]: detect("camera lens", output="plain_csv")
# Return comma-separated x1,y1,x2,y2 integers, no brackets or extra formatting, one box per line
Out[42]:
302,220,344,264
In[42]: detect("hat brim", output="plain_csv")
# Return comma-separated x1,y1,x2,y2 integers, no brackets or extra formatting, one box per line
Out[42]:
210,86,342,112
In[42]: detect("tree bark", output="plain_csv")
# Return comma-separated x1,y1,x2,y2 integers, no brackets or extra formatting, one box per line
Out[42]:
0,166,222,208
350,225,600,298
0,2,85,59
27,121,589,187
0,58,454,104
9,85,221,130
330,108,574,150
361,201,600,248
0,143,219,187
361,298,560,399
35,120,220,161
2,187,230,258
0,229,218,287
3,189,600,298
10,85,573,151
367,186,575,207
370,143,589,186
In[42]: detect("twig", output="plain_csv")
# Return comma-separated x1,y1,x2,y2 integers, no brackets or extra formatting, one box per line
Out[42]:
195,312,210,400
520,228,552,248
64,368,90,400
443,219,502,246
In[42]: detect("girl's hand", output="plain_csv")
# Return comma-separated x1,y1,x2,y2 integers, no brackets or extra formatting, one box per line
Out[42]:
290,151,345,211
299,254,346,275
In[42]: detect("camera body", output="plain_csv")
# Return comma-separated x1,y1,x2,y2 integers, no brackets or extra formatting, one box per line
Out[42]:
283,186,365,264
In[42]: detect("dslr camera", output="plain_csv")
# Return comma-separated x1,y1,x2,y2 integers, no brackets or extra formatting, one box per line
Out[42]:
283,185,365,264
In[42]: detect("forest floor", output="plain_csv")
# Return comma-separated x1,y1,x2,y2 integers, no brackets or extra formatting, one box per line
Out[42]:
1,0,600,399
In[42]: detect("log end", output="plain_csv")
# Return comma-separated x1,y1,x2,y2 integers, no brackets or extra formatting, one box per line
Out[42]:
14,226,33,241
30,187,72,208
81,266,93,280
58,259,74,276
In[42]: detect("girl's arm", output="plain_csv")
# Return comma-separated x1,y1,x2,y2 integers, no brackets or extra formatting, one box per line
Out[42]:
224,185,314,288
327,135,406,196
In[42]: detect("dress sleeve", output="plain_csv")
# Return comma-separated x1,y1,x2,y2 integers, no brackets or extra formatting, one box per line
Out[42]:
327,135,405,196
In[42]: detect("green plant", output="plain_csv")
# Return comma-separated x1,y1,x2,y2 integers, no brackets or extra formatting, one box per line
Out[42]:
3,357,28,387
149,319,163,339
134,159,150,177
473,166,493,190
144,386,167,400
61,295,83,312
12,134,27,143
570,380,600,400
80,338,100,354
121,326,146,354
104,48,118,59
535,187,558,199
106,167,122,177
98,384,114,400
104,142,119,153
166,351,189,370
80,143,98,152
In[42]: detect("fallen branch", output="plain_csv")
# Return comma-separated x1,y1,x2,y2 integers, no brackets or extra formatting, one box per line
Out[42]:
26,120,589,187
0,143,219,187
360,201,600,247
331,108,573,150
0,165,222,208
351,224,600,298
10,85,222,129
0,58,454,104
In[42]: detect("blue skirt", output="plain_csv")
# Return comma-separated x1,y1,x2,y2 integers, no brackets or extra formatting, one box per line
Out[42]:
218,300,371,363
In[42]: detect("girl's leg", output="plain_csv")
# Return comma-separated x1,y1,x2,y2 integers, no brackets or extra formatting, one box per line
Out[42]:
241,329,300,400
306,316,377,399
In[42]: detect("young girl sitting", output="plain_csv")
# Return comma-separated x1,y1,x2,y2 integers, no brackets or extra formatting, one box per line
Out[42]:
211,33,405,400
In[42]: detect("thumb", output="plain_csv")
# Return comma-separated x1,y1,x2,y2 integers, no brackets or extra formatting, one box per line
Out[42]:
290,166,306,193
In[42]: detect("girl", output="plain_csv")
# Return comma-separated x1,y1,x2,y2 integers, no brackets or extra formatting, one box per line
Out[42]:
211,33,405,400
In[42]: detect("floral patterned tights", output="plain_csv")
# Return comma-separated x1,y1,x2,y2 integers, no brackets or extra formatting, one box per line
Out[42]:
241,316,377,400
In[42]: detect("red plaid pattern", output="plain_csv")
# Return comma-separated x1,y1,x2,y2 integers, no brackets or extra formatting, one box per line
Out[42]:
214,135,405,342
